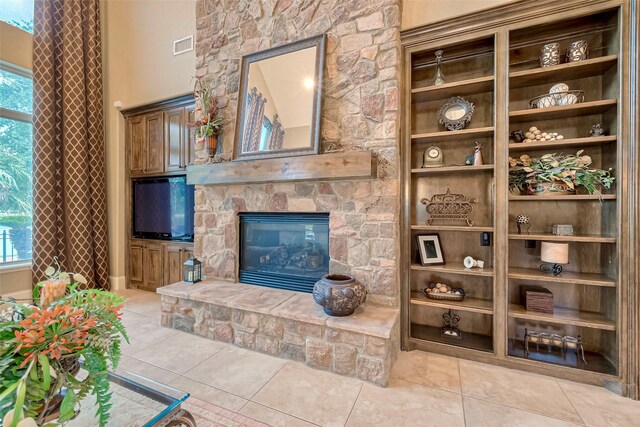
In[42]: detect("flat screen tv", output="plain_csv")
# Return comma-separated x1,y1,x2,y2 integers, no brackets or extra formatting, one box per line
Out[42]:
132,176,195,241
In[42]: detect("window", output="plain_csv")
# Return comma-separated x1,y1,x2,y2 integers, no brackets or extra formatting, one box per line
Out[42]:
0,0,34,33
0,66,33,264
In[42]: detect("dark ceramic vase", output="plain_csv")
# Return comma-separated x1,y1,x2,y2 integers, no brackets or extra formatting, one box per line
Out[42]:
312,274,367,317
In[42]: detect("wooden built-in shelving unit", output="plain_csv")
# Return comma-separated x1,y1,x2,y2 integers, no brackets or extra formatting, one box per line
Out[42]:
401,0,639,396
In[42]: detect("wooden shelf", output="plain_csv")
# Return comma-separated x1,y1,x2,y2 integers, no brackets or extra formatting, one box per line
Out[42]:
509,99,617,123
508,136,617,152
186,151,375,185
411,263,494,277
508,267,615,287
509,233,616,243
412,75,494,101
411,225,494,232
509,55,618,88
411,127,494,143
509,194,616,201
412,291,493,314
509,304,616,331
411,165,493,175
411,323,494,353
508,340,617,376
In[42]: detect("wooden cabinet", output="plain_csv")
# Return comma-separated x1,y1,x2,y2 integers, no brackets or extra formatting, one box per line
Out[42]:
126,98,195,176
128,239,194,290
165,108,185,172
128,116,145,174
165,106,196,172
128,112,164,175
164,243,194,286
128,240,166,291
401,0,638,395
146,112,165,174
144,241,164,290
129,241,145,288
185,105,197,167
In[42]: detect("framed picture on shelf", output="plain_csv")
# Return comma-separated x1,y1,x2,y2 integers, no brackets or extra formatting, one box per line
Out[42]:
417,234,445,266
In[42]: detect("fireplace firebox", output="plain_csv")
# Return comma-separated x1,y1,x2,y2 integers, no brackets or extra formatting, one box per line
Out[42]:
238,213,330,293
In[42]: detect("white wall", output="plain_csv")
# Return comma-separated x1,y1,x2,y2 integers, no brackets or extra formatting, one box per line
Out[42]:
402,0,518,30
0,21,33,297
101,0,196,289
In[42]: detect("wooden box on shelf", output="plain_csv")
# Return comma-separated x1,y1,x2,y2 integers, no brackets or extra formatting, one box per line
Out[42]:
519,286,553,314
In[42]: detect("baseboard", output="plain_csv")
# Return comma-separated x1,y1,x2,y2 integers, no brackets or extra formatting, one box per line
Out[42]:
109,275,126,291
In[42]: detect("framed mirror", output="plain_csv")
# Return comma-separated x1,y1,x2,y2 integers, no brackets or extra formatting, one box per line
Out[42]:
233,34,326,161
437,96,475,131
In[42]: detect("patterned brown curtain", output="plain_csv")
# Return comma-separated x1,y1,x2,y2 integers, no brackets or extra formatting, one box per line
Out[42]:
31,0,109,290
242,87,266,152
267,114,285,150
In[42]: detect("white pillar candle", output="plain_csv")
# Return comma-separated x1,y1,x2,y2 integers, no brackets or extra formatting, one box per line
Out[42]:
541,241,569,264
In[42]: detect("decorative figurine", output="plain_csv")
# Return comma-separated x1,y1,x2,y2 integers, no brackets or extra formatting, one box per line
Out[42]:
473,141,484,166
422,146,444,168
442,309,461,338
590,123,605,137
433,49,445,86
515,214,531,234
510,130,525,143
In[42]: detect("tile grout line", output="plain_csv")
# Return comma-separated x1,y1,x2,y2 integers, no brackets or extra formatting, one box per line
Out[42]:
241,401,323,427
342,381,365,427
388,374,462,395
556,379,588,426
247,360,289,400
458,359,469,427
458,360,586,425
460,394,587,425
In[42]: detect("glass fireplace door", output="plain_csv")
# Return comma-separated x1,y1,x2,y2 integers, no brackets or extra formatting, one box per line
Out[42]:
238,213,329,293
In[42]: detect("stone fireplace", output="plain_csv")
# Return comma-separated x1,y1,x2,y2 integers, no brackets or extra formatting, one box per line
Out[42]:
238,212,329,293
158,0,403,386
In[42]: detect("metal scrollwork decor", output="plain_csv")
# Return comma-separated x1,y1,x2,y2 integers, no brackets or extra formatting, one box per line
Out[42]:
420,188,478,227
437,96,474,131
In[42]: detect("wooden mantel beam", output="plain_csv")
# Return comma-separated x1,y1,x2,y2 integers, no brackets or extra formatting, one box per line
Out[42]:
187,151,377,186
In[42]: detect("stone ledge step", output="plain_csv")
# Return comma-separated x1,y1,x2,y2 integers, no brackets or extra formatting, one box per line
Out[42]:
157,279,398,339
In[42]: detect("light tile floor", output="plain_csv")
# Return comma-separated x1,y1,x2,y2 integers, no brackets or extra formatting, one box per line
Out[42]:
118,289,640,427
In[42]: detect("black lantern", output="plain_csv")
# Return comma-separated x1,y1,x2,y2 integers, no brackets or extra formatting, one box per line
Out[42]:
183,258,202,283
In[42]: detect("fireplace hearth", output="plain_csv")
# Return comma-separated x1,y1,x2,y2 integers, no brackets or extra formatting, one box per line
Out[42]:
238,212,329,293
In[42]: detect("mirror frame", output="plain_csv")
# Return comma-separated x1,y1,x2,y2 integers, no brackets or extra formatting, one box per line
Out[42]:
437,96,475,131
233,34,326,161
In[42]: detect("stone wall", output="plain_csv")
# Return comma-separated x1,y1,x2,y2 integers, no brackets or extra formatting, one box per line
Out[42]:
194,0,402,306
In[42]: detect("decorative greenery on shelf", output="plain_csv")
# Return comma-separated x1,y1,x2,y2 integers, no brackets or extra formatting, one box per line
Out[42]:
191,75,224,141
0,260,128,427
508,150,615,195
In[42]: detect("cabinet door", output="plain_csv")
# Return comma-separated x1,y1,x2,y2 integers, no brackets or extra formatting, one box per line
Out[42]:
129,242,145,287
144,242,164,290
164,244,185,285
145,112,165,173
164,108,184,172
128,116,145,174
184,106,197,167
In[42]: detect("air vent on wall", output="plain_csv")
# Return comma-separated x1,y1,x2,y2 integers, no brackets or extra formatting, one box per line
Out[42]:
173,35,194,56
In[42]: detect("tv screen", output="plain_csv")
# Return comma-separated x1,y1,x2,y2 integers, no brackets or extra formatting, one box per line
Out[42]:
132,176,195,241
